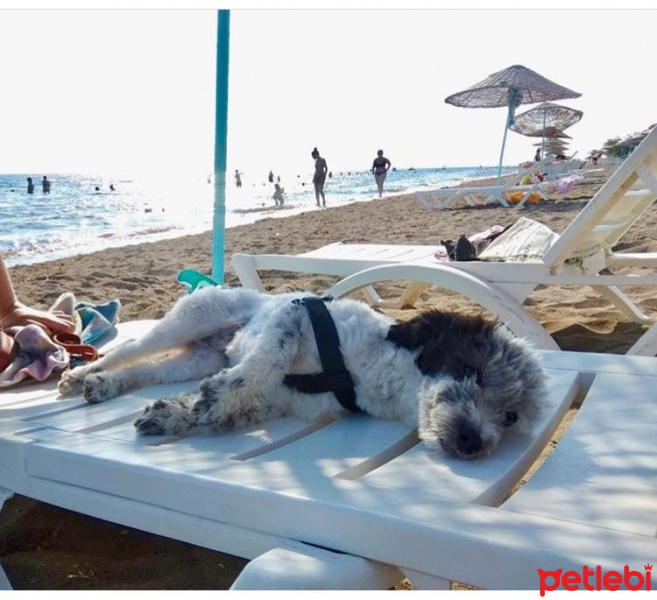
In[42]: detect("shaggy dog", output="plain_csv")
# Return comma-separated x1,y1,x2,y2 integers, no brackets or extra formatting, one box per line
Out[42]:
58,287,546,460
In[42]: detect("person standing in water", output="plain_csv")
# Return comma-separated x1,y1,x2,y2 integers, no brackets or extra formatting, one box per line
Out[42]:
311,147,328,207
371,149,392,198
42,176,51,193
26,177,34,194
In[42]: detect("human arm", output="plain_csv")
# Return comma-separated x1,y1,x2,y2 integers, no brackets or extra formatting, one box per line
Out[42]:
0,256,75,333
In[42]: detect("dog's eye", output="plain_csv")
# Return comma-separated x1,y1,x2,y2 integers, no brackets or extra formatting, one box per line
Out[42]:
502,411,518,427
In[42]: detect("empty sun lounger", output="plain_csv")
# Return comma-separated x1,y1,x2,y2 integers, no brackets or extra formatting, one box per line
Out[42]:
1,321,657,590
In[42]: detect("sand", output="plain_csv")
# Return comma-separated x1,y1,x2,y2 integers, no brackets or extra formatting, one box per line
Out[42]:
2,167,656,589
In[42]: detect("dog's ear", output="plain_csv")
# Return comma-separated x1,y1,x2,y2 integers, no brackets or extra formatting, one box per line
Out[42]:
386,319,431,350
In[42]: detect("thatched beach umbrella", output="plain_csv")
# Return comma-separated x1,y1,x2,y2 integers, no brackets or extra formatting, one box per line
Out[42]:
444,65,581,182
523,126,572,139
509,102,582,156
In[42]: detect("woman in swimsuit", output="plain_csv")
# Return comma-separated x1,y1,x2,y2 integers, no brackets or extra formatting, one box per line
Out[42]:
311,147,328,207
372,150,391,198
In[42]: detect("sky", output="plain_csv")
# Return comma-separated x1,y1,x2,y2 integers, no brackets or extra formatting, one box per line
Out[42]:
0,8,655,179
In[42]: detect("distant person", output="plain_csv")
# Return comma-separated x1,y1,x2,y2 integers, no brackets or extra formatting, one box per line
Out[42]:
277,175,281,183
371,149,392,198
268,170,274,183
328,171,333,178
272,183,285,207
534,149,542,162
42,176,51,194
95,186,100,191
234,170,243,188
26,177,34,194
311,147,328,207
109,184,115,191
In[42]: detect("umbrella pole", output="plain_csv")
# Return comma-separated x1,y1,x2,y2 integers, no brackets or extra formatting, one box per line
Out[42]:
212,9,230,284
497,115,510,185
541,107,547,160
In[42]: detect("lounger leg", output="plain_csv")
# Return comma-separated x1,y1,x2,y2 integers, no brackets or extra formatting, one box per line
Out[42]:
398,282,429,308
0,488,13,590
361,286,383,306
590,285,653,324
231,253,266,291
230,541,403,590
626,321,657,356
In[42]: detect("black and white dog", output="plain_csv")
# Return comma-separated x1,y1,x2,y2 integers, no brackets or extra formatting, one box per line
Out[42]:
58,288,545,460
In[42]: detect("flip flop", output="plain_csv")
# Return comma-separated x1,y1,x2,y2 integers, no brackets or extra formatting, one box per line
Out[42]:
177,269,220,294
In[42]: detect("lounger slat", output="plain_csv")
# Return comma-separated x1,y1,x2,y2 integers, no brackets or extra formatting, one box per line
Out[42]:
505,372,657,536
359,370,579,506
241,415,415,477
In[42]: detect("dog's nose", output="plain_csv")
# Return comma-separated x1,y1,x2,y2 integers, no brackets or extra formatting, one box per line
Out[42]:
456,427,482,455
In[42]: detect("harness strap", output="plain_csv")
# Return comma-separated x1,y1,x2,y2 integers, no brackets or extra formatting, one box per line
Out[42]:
283,296,362,414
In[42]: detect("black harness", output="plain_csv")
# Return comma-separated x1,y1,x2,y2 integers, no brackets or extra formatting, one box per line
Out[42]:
283,296,362,414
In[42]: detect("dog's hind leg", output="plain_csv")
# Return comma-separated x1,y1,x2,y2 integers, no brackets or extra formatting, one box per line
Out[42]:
59,287,248,397
82,343,227,404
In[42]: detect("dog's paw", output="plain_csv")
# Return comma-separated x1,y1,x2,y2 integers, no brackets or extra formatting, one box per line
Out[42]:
134,395,197,436
58,368,87,397
83,372,119,404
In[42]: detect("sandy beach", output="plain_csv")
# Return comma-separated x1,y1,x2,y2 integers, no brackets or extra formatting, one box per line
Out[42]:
2,168,657,589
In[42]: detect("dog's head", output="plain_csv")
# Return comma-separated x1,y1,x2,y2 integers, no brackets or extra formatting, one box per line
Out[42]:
387,310,545,460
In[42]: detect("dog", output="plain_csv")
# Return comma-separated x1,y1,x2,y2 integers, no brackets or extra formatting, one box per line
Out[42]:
57,287,546,460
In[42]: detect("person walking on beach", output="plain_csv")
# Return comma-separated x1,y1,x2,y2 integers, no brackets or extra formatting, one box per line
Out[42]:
26,177,34,194
371,149,391,198
42,176,51,194
534,148,541,162
268,170,274,183
311,147,328,207
235,170,243,188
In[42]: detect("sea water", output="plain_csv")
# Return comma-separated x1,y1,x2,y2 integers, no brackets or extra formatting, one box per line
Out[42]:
0,166,514,267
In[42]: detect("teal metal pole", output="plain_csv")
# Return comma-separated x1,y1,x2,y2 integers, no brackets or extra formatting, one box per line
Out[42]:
212,9,230,284
497,113,510,184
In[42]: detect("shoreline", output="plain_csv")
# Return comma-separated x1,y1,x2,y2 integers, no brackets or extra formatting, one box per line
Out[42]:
3,166,520,269
5,164,657,590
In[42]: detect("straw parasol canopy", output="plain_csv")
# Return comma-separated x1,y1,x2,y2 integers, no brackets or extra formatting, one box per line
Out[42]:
444,65,581,181
445,66,581,108
509,102,583,136
522,126,572,139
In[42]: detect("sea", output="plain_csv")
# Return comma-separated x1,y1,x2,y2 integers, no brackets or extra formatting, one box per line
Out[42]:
0,166,515,267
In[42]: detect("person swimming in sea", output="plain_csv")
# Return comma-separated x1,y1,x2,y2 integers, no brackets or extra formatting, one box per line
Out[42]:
311,147,328,207
26,177,34,194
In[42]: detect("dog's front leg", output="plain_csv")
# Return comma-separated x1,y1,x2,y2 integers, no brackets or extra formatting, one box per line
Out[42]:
192,301,305,428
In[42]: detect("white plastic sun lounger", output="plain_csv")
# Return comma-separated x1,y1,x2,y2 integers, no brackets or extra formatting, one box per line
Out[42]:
232,126,657,356
415,159,557,210
1,321,657,590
